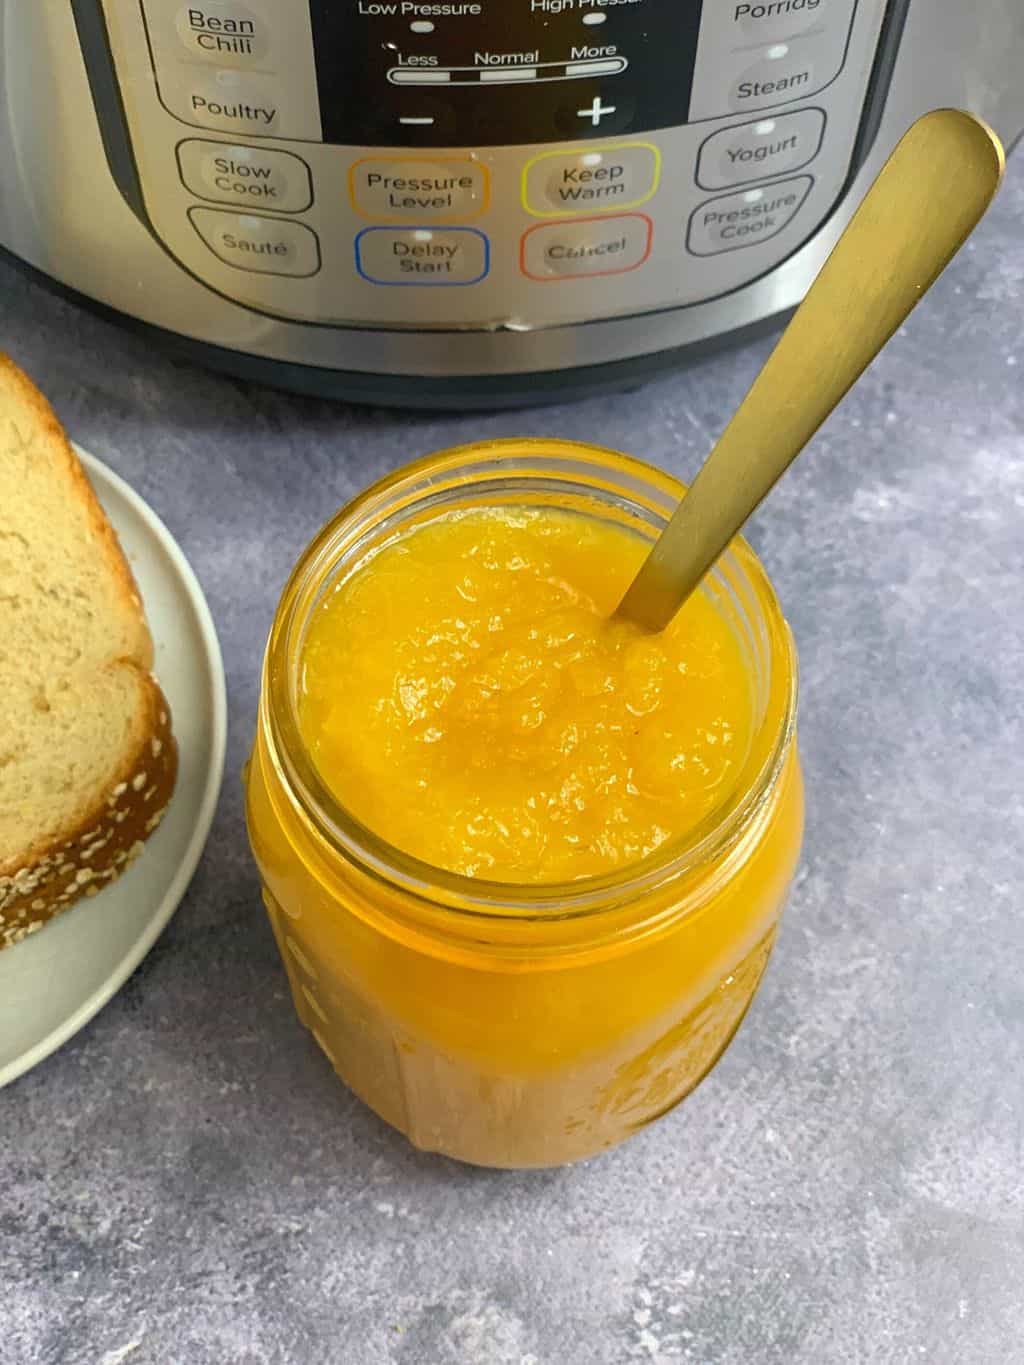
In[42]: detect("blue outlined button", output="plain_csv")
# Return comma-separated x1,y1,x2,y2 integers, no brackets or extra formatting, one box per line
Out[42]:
355,226,489,285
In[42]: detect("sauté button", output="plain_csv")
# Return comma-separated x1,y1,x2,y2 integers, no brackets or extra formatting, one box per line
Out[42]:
177,140,313,211
696,110,824,190
522,143,660,217
349,159,489,221
189,208,321,275
687,177,812,255
520,214,652,280
355,227,489,285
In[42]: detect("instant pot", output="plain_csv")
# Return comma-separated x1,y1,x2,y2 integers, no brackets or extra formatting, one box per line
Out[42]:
1,1,1022,406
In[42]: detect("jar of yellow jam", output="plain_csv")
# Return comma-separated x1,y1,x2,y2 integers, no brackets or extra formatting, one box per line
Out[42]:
245,439,803,1169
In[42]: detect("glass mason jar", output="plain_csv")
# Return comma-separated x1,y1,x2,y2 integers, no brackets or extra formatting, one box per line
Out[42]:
245,439,803,1169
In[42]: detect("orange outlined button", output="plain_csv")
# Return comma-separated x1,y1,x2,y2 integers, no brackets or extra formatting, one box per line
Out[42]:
520,214,653,281
349,157,489,222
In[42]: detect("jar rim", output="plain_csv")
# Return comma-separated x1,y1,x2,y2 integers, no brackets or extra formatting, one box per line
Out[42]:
262,438,798,921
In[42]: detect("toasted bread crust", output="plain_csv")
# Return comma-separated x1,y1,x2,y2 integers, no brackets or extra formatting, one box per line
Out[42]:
0,355,178,949
0,352,153,669
0,672,178,947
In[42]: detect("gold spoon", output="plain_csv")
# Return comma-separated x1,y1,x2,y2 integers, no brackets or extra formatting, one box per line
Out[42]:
615,109,1005,634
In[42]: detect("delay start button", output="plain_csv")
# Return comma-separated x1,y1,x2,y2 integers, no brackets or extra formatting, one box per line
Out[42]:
355,227,490,285
522,143,660,217
687,177,812,255
189,207,321,275
177,140,312,211
521,214,653,280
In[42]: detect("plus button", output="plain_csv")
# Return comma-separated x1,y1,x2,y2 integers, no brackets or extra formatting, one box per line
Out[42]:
577,95,617,127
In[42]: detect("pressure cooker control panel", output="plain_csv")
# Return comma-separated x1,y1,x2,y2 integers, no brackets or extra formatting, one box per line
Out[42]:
95,0,893,329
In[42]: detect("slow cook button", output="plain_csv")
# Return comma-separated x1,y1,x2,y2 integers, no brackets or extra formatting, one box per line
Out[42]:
687,177,812,255
522,143,660,217
172,3,271,68
349,159,489,222
177,140,313,211
189,208,321,275
355,227,489,285
696,109,824,190
521,214,653,280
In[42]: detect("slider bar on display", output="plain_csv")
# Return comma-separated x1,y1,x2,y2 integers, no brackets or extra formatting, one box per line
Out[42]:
388,57,628,86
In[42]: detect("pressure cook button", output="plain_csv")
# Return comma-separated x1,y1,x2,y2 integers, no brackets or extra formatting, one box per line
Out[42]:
520,214,653,280
164,70,285,137
696,109,824,190
177,140,313,211
522,143,660,217
349,159,489,222
189,208,321,275
687,177,812,255
729,40,819,113
173,3,271,68
355,227,489,285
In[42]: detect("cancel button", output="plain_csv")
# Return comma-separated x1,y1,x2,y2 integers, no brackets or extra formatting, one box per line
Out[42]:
521,214,652,280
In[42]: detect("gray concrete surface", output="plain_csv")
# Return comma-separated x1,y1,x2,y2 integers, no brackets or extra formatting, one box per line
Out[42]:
2,153,1023,1365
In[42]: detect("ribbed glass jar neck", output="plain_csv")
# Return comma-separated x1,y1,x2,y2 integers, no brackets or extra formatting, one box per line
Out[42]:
262,439,798,933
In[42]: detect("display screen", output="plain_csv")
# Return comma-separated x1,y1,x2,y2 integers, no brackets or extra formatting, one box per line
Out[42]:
308,0,705,147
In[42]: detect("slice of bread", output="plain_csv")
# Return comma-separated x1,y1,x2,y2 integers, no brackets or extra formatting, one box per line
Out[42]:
0,354,178,949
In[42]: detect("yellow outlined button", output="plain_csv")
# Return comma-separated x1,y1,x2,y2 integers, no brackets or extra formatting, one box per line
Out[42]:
349,156,489,223
522,142,661,218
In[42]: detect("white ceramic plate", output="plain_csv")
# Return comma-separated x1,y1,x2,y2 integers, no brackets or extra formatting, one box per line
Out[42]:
0,446,226,1087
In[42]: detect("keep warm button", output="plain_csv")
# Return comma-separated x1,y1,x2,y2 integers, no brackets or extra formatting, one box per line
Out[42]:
355,227,489,285
687,177,812,256
521,214,653,281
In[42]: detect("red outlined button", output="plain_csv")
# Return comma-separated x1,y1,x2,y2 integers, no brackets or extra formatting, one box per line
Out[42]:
520,213,653,281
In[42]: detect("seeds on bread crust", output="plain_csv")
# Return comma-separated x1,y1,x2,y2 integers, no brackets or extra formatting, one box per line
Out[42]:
0,354,179,950
0,688,177,948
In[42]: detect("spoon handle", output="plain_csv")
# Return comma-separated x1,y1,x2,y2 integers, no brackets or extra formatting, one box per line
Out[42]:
616,109,1005,634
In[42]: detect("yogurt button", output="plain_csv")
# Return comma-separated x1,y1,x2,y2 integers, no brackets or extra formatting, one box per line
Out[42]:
697,110,824,190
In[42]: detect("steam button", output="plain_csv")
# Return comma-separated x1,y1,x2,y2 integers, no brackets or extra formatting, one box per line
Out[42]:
729,41,818,113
